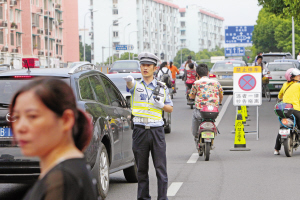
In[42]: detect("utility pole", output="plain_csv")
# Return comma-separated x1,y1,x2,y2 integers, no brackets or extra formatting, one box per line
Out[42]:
292,16,295,59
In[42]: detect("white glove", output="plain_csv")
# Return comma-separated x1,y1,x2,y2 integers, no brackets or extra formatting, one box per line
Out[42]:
153,98,164,109
123,75,134,83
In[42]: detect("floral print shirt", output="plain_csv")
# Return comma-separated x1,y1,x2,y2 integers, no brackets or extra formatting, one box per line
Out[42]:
190,76,223,109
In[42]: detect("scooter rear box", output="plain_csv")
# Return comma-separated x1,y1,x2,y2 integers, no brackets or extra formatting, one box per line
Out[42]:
200,106,219,120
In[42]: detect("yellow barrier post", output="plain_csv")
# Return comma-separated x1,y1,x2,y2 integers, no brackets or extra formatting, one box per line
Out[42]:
237,106,246,124
230,113,250,151
242,106,248,118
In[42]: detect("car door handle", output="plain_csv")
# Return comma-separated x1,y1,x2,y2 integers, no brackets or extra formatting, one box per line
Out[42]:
105,116,112,122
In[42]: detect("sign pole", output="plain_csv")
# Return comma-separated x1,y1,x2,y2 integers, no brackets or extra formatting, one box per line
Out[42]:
257,106,259,140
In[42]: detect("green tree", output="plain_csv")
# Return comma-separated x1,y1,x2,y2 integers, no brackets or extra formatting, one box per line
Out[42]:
173,48,196,68
258,0,300,21
252,8,282,53
79,42,91,62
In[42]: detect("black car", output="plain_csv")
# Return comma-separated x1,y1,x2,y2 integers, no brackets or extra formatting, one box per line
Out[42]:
109,60,141,74
262,52,293,63
0,64,137,199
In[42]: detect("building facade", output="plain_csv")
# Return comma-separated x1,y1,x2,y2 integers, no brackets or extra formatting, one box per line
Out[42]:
0,0,78,69
179,5,224,53
92,0,180,64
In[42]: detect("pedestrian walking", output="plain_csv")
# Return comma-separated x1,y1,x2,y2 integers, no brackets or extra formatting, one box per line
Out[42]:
123,52,173,200
9,78,98,200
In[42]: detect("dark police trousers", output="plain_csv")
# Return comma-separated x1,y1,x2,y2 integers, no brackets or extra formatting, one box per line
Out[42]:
132,125,168,200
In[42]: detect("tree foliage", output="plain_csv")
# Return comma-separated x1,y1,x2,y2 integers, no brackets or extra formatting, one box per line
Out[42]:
79,42,91,62
252,8,300,58
258,0,300,21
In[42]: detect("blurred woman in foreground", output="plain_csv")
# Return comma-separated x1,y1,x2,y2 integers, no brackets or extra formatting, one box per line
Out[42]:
10,78,98,200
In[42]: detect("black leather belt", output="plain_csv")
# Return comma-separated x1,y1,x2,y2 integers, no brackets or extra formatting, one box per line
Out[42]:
134,125,163,130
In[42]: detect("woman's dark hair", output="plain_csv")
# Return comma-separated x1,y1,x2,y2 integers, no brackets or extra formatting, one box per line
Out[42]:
160,61,168,68
196,64,208,77
9,78,92,151
257,55,263,60
188,63,194,69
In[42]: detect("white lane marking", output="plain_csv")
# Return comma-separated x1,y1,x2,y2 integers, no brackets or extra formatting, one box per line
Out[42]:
187,153,199,164
215,95,232,127
167,182,183,197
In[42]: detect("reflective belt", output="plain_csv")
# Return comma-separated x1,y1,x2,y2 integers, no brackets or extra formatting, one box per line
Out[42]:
133,117,163,123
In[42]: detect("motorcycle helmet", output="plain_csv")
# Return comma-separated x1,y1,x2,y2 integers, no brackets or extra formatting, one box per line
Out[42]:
285,68,300,81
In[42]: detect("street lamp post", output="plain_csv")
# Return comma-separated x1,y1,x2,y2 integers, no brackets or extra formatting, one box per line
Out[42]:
84,10,98,62
128,30,138,60
124,23,131,45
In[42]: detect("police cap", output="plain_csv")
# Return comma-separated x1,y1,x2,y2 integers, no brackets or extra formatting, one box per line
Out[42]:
138,52,160,66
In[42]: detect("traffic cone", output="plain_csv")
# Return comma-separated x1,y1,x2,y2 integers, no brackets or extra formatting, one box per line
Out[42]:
230,113,251,151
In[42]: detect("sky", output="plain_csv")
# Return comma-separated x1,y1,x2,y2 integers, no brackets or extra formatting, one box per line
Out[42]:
78,0,262,44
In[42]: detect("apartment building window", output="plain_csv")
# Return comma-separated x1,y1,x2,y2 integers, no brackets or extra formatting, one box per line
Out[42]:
113,42,119,48
0,6,3,20
10,33,14,46
113,22,118,26
16,33,21,46
180,12,185,17
0,31,3,44
113,0,118,3
113,31,118,38
180,22,185,28
10,9,13,22
56,44,59,54
37,36,41,49
45,37,48,49
181,30,185,36
113,9,118,15
32,13,40,27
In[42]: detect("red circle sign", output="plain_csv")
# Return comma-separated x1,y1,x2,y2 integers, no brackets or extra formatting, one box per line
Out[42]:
238,74,256,91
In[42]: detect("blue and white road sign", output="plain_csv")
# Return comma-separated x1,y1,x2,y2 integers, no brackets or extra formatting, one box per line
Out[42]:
115,45,134,50
225,26,254,44
225,47,245,57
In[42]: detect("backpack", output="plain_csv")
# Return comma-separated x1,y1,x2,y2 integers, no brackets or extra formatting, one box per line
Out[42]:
160,68,172,88
186,70,196,84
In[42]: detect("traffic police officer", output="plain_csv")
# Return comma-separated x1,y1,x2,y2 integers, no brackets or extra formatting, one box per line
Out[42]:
123,52,173,200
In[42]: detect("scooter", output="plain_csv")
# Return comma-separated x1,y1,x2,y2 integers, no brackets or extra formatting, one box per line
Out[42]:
197,105,219,161
186,83,195,109
275,103,300,157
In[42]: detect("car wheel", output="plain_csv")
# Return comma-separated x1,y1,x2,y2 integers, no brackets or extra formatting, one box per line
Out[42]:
97,143,110,199
123,160,138,183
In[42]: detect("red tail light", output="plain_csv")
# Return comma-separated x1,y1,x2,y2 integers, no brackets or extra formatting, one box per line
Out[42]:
268,76,272,79
14,76,34,78
109,71,118,74
209,74,216,78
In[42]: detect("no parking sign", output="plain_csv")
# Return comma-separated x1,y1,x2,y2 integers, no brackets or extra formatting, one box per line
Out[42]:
233,66,262,106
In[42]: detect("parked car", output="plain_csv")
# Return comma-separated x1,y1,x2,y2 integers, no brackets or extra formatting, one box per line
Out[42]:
109,60,141,74
107,73,142,107
262,52,293,63
274,59,300,69
267,62,297,92
0,64,137,199
209,60,247,91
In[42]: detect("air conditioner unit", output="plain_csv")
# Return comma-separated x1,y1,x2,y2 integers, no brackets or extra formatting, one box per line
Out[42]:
44,11,50,15
2,46,8,52
113,4,117,8
0,0,5,4
11,48,18,53
10,0,17,6
38,51,44,56
45,29,51,35
1,21,7,27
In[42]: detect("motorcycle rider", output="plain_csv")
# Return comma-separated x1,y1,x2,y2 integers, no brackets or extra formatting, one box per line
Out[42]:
189,64,223,144
274,68,300,155
255,55,269,75
156,61,173,88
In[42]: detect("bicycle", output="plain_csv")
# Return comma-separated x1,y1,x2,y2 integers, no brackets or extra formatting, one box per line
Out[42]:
262,76,271,102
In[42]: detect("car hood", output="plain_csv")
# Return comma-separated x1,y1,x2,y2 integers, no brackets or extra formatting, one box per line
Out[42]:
109,69,141,73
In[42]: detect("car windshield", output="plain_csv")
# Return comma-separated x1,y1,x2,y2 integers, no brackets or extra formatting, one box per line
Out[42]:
263,56,291,63
268,64,294,71
213,62,244,70
112,62,139,69
0,78,70,104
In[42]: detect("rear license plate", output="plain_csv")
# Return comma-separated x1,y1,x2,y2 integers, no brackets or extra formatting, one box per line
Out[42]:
221,75,232,79
201,132,214,138
0,127,12,138
204,138,211,142
279,129,290,135
275,85,282,89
